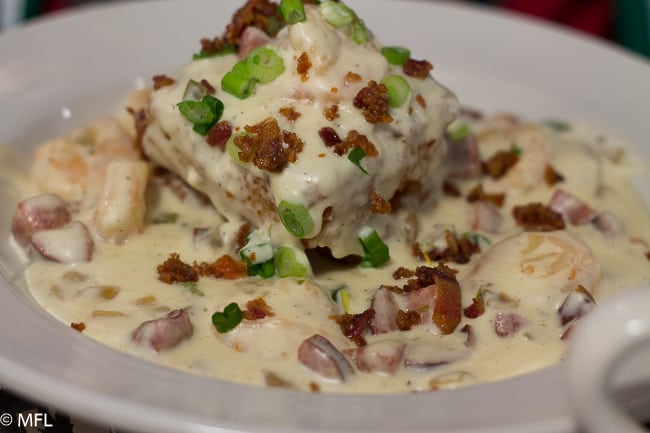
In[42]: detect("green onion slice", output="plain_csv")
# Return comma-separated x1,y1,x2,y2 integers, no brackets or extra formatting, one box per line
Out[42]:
274,246,309,278
448,123,471,141
278,200,314,238
347,146,368,174
226,132,248,166
331,286,351,313
246,47,285,83
319,0,355,27
359,226,390,268
381,75,411,108
381,46,411,66
180,281,205,297
182,79,208,101
212,302,243,333
221,60,258,99
247,259,276,279
176,94,224,136
351,20,370,44
280,0,306,24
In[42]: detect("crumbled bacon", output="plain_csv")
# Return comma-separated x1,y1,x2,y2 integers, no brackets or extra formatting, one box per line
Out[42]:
512,203,566,231
318,126,342,148
279,106,301,122
200,79,216,94
403,58,433,78
152,74,175,90
199,36,233,57
483,149,519,179
463,289,486,319
331,309,375,346
353,80,392,124
415,94,426,108
334,130,378,157
195,255,248,280
70,322,86,332
494,312,525,337
206,121,233,148
296,51,311,80
223,0,283,45
157,253,199,284
127,107,151,151
395,309,421,331
344,71,362,86
370,192,392,214
323,104,339,121
235,117,303,172
235,222,252,250
466,183,505,208
392,266,415,280
544,164,564,186
412,230,481,264
243,297,275,320
442,180,462,197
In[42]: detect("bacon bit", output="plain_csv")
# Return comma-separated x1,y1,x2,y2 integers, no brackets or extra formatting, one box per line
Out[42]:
392,266,415,280
330,87,338,94
494,312,524,337
200,79,216,94
395,309,421,331
223,0,282,45
646,251,650,261
296,52,311,81
309,382,321,392
415,94,426,108
442,180,462,197
282,131,305,163
152,74,176,90
196,255,248,280
513,203,566,231
335,130,378,157
70,322,86,332
157,253,199,284
403,264,462,334
199,36,231,56
381,284,403,294
412,231,481,265
318,153,326,158
279,106,301,122
463,289,485,319
323,104,339,121
331,309,375,346
243,297,275,320
353,80,393,124
319,127,341,148
127,107,150,151
544,164,564,186
403,58,433,78
206,121,233,148
370,192,392,214
235,117,303,172
466,183,506,208
483,149,519,179
344,71,362,86
235,222,252,250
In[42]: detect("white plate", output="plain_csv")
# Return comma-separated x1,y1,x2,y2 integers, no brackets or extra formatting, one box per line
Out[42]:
0,1,649,432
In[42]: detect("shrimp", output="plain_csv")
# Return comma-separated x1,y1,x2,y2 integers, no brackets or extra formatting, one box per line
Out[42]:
463,231,601,307
93,159,150,244
31,116,141,203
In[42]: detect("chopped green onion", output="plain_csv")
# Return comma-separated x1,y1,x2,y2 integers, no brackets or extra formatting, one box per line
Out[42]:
274,246,309,278
247,259,276,278
211,302,243,333
226,132,248,166
180,281,205,297
351,20,370,44
150,212,179,224
381,46,411,66
347,146,368,174
381,75,411,108
544,119,571,132
221,60,258,99
319,0,355,27
280,0,306,24
511,142,523,155
359,226,390,268
246,47,285,83
331,286,351,313
448,123,471,141
192,43,236,61
182,79,208,101
177,94,224,136
278,200,314,238
240,230,274,265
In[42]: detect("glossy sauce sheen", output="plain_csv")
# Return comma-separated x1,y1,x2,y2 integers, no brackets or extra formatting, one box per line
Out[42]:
7,4,650,394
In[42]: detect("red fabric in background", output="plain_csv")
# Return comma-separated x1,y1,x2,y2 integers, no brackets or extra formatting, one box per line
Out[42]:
43,0,70,12
501,0,613,38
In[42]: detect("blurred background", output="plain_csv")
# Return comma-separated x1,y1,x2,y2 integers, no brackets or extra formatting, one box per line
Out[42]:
3,0,650,58
0,0,649,59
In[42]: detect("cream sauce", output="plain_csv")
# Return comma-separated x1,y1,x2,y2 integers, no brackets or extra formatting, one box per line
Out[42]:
4,2,650,395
